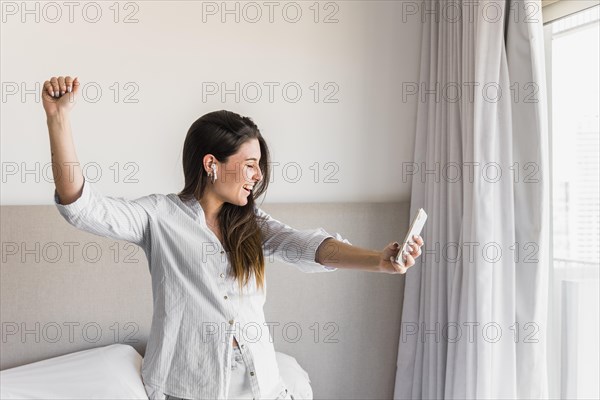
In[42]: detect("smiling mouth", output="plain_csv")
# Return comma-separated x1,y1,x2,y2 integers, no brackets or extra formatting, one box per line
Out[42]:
243,186,252,195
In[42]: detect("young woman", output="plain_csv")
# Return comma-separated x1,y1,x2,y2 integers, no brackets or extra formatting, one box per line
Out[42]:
44,75,424,400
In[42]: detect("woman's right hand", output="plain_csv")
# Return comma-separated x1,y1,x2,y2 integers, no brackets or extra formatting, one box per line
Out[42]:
42,76,80,118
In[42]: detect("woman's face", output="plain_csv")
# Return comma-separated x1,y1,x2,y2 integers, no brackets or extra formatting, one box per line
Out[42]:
207,138,263,206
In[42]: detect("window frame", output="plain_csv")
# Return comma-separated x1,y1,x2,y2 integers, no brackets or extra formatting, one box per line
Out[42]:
543,0,600,24
543,4,600,398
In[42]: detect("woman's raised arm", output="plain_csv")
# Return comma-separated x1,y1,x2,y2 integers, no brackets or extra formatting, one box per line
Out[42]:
43,75,82,205
43,75,155,248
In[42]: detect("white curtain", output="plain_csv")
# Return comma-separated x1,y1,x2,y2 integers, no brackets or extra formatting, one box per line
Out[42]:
394,1,550,398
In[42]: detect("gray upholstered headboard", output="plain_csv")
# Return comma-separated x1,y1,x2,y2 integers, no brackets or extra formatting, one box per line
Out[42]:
1,201,408,399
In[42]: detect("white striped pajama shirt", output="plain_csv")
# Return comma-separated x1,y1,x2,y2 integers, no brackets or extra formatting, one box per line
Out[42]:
53,178,342,400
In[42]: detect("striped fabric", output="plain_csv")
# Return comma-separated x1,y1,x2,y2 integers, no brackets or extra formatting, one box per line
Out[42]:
53,178,339,399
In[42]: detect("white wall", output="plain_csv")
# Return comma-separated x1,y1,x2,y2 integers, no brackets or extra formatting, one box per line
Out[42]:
1,0,422,204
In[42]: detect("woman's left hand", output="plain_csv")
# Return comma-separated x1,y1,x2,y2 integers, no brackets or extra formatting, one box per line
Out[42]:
378,235,424,274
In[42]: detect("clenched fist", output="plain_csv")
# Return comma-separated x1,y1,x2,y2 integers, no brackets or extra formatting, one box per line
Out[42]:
42,75,80,118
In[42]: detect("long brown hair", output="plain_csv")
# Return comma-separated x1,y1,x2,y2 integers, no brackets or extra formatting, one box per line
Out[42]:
177,110,271,295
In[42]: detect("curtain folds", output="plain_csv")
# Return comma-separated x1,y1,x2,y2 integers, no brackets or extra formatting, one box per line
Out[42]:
394,1,550,398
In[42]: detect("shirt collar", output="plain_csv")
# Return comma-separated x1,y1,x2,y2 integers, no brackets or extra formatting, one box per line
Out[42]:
179,195,205,220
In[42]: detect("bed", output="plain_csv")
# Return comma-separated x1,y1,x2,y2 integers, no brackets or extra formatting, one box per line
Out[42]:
0,343,313,399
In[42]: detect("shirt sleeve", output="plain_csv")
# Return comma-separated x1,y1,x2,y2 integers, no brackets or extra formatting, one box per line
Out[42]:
254,206,352,273
53,177,157,248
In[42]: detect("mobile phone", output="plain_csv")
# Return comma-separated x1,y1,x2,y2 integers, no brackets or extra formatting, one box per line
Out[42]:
394,208,427,266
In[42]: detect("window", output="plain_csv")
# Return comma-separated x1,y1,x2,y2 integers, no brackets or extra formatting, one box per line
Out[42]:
544,4,600,399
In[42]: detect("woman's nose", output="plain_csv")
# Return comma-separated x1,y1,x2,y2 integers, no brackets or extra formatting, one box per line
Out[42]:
254,167,263,182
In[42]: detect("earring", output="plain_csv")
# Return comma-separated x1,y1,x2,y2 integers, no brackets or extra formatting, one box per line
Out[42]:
210,164,217,183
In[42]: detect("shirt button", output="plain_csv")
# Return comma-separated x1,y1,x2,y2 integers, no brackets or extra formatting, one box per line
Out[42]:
250,371,255,376
240,344,244,349
224,295,228,300
229,320,234,325
220,273,225,278
220,250,225,254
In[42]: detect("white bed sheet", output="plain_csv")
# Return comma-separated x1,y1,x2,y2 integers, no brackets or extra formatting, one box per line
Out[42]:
0,343,147,399
0,344,314,399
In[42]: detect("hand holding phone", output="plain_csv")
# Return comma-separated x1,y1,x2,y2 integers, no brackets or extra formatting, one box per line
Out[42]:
395,208,427,266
